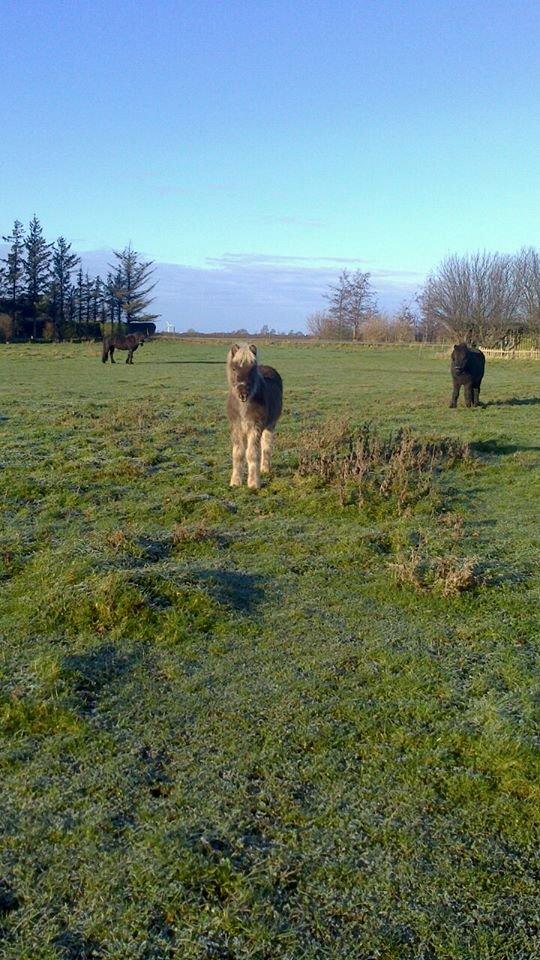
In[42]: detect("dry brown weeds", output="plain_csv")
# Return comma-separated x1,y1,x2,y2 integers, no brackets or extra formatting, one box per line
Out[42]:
297,420,470,513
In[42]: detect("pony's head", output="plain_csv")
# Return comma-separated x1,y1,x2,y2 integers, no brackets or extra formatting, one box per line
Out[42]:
227,342,258,402
451,343,468,374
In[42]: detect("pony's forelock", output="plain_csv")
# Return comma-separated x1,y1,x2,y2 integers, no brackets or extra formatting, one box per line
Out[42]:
229,342,257,366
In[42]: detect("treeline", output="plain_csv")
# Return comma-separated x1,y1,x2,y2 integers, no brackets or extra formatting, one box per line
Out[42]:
309,251,540,344
179,324,307,339
0,216,158,342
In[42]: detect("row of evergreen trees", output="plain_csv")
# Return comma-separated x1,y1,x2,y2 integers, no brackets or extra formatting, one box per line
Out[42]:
0,216,158,341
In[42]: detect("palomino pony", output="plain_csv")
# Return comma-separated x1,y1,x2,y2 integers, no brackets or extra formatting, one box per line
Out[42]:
102,332,145,364
226,343,283,489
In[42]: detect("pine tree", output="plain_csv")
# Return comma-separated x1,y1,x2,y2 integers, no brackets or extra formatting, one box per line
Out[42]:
105,270,124,331
75,268,84,335
51,237,80,340
2,220,26,336
67,284,77,331
23,216,52,339
83,272,94,333
111,244,159,327
91,276,103,325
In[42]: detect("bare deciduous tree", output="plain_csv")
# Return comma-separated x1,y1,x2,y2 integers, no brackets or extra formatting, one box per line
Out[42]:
347,270,377,339
323,270,352,333
515,246,540,332
419,251,521,345
320,269,377,339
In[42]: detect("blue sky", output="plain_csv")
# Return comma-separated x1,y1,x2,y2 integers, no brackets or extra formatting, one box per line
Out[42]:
1,0,539,330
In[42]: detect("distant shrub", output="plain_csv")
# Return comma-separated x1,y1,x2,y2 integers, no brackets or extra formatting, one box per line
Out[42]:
0,313,14,342
306,311,353,340
357,313,416,343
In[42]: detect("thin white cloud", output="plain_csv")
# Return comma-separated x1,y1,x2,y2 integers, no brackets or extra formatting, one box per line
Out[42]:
205,252,370,267
257,215,326,228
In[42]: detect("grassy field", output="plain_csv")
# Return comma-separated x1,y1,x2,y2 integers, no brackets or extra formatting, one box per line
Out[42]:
0,339,539,960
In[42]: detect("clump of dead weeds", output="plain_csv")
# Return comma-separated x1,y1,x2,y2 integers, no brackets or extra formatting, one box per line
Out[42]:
171,521,218,546
297,420,470,514
388,514,487,596
390,548,481,596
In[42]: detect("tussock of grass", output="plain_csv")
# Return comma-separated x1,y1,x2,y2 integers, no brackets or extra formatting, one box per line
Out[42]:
391,547,481,595
0,697,85,737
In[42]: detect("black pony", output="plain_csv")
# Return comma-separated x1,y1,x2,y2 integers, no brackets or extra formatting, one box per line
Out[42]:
102,333,145,364
450,343,486,407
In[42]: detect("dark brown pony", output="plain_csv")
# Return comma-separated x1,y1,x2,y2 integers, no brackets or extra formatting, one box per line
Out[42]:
450,343,486,407
102,332,145,364
226,342,283,489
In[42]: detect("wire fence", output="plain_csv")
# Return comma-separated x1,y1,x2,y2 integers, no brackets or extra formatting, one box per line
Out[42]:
157,334,540,358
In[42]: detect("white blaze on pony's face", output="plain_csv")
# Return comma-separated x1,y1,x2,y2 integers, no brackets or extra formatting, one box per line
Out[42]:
227,343,258,403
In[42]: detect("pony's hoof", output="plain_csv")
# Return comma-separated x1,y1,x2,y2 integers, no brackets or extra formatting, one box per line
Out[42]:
230,478,242,487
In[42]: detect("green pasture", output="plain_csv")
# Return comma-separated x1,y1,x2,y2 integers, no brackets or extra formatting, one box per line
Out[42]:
0,339,539,959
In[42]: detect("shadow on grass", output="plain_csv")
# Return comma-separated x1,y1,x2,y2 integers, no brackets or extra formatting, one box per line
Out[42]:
474,559,531,587
472,439,540,456
54,930,104,960
486,397,540,407
140,359,224,365
190,568,266,612
62,643,140,713
138,746,173,798
0,879,20,916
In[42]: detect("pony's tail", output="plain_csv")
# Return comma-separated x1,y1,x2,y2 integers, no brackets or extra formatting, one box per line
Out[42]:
102,339,109,363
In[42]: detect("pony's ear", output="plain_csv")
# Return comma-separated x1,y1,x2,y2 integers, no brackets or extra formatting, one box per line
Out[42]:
249,344,257,356
230,343,240,357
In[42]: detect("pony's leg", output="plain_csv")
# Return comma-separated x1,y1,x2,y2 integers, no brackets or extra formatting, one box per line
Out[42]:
230,428,246,486
464,382,473,407
260,429,273,474
450,383,460,407
126,350,132,364
110,346,116,363
246,428,261,490
473,384,481,406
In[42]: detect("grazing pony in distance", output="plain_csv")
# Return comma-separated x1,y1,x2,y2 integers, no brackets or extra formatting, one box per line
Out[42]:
102,332,145,365
450,343,486,407
226,342,283,489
